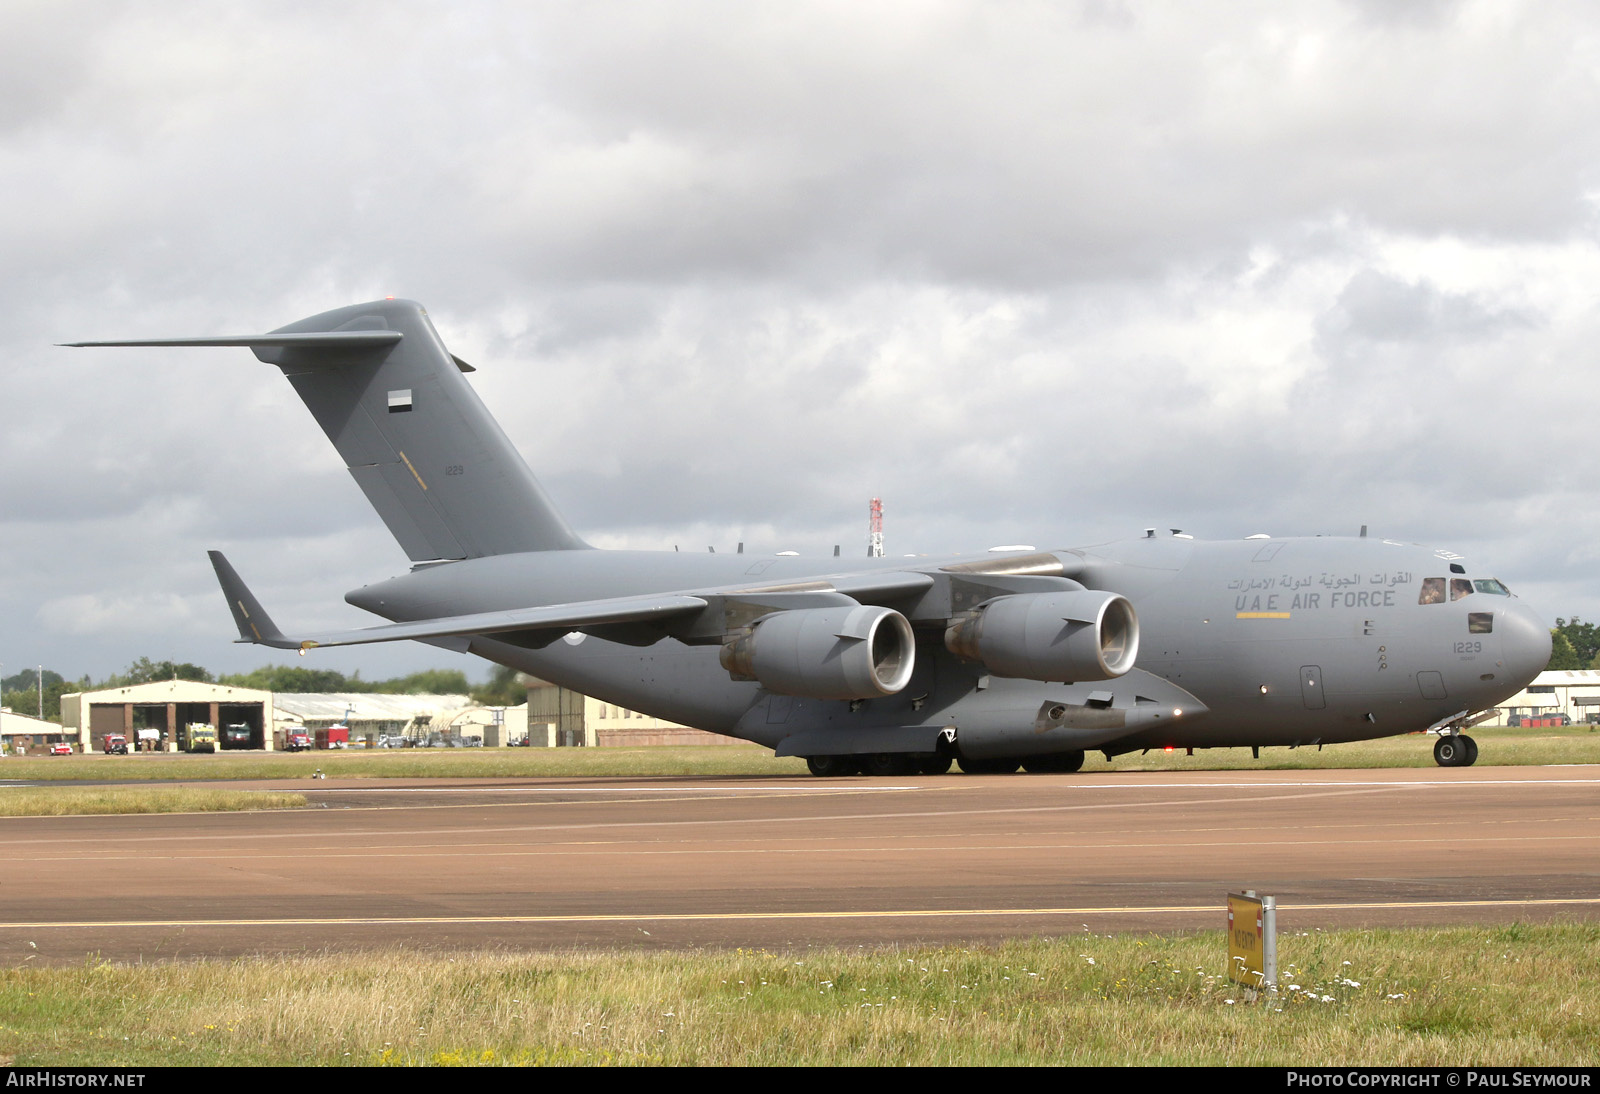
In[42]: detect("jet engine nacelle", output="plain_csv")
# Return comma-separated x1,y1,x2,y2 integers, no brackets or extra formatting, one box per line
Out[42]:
719,604,916,700
943,590,1139,682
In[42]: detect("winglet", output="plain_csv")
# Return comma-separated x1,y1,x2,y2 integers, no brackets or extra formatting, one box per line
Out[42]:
208,550,292,647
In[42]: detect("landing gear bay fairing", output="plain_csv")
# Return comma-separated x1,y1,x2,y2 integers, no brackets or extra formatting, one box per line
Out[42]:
68,300,1551,772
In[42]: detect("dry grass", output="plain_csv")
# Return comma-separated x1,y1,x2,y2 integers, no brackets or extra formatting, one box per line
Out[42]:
1,926,1595,1066
0,787,306,817
0,744,807,782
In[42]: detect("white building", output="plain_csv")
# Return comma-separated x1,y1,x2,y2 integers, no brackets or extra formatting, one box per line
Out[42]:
60,681,274,751
1485,669,1600,725
1,708,67,753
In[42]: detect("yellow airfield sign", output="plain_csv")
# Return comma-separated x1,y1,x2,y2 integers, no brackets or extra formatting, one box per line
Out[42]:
1227,891,1277,989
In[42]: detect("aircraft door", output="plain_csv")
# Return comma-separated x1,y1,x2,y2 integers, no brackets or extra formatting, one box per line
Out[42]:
1299,665,1326,710
1416,671,1447,700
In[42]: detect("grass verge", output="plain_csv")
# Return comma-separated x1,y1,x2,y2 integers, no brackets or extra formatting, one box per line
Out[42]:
0,787,306,817
4,725,1598,782
0,926,1594,1066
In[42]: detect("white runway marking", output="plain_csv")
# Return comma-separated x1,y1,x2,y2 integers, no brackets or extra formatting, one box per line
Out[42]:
296,784,919,793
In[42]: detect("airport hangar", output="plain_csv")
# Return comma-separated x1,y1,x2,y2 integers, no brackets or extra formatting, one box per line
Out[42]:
51,678,740,751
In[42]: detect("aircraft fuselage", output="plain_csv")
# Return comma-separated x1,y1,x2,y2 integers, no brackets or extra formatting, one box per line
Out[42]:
345,531,1549,760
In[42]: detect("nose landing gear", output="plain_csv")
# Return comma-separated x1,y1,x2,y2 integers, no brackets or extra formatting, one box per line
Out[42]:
1433,733,1479,767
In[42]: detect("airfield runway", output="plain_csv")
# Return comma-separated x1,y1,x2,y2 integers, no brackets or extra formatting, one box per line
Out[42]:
1,766,1597,962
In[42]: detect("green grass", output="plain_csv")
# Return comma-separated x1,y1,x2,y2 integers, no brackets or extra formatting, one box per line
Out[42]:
0,786,306,817
5,724,1598,783
1082,723,1600,772
1,926,1595,1066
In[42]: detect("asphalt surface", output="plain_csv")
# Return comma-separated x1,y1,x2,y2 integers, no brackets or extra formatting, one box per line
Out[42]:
2,766,1597,962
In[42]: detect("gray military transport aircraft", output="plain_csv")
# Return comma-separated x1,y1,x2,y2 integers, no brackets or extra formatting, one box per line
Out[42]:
67,299,1552,774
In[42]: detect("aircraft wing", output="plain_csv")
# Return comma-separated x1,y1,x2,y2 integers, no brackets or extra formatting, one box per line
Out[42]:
209,547,1098,654
208,551,706,651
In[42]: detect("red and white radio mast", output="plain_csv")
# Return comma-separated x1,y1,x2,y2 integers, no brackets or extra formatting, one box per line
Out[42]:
868,497,884,558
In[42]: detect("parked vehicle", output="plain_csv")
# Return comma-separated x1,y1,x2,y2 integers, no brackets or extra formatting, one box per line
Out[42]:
185,723,217,753
100,733,128,755
283,729,312,752
222,723,253,749
1509,712,1570,727
49,742,73,756
315,725,350,749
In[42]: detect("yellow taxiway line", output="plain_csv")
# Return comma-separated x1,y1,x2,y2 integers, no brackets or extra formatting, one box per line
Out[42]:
6,897,1600,932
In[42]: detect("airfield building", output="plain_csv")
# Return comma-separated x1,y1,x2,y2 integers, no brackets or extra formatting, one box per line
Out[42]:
1,709,69,754
60,681,275,752
524,678,739,748
1488,669,1600,725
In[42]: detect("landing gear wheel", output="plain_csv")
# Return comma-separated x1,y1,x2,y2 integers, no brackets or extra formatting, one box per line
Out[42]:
1462,735,1479,766
1433,735,1468,767
806,755,856,777
913,754,953,775
862,752,911,777
956,756,1022,774
1022,750,1086,774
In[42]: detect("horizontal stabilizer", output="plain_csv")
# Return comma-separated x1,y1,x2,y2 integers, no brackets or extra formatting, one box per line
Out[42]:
66,299,587,559
59,331,402,349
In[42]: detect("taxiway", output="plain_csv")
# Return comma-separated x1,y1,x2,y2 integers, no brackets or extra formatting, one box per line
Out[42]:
2,767,1596,962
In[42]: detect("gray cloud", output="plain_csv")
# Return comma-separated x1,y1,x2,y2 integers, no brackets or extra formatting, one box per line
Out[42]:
6,0,1600,681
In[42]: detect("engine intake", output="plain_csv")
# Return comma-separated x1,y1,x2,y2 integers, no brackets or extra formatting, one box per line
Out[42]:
944,590,1138,682
720,604,916,700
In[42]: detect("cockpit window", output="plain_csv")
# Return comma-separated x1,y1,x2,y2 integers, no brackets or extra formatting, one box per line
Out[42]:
1474,578,1511,596
1451,578,1473,601
1419,577,1446,605
1469,612,1494,634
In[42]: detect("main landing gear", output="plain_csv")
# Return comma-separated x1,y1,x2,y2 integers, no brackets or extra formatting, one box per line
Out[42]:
1433,734,1479,768
803,749,1084,776
804,753,954,776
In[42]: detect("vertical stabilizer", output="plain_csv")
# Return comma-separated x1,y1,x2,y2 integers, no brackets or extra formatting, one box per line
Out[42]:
255,300,589,560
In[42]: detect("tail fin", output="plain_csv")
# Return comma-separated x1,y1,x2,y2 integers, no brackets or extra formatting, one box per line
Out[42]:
75,300,589,560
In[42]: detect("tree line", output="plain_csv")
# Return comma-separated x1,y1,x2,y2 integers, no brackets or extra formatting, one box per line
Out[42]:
1,660,528,722
1546,618,1600,671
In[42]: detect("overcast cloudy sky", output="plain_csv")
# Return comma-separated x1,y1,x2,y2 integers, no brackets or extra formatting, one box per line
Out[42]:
4,0,1599,684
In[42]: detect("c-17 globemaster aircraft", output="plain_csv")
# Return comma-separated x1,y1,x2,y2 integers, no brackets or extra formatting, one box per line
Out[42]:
67,299,1552,774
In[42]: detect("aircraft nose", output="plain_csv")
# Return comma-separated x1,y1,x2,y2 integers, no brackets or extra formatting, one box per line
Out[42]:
1499,601,1552,688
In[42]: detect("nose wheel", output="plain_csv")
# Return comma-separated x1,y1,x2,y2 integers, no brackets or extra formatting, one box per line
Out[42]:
1433,734,1479,767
